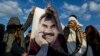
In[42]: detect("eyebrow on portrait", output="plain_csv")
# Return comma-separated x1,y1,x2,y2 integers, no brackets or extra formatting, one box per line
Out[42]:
42,24,47,27
51,24,56,28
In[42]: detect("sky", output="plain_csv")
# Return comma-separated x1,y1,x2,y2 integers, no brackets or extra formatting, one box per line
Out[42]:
0,0,100,35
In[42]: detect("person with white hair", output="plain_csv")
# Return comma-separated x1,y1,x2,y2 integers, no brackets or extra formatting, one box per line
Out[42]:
63,15,93,56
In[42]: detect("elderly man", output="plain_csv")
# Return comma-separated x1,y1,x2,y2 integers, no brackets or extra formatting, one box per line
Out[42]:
29,6,68,56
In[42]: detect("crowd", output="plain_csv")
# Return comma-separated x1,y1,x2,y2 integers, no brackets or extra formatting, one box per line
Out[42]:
0,5,100,56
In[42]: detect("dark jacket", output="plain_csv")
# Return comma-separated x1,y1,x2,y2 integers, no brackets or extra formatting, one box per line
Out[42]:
25,35,30,52
86,33,100,56
0,24,5,56
29,34,68,56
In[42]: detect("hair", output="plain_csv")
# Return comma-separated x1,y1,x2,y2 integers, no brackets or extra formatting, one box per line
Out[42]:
39,7,58,29
40,12,56,22
85,25,100,36
85,25,100,42
6,24,22,33
69,15,77,19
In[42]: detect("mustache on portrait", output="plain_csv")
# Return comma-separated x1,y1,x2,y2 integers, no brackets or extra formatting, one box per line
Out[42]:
42,32,54,37
39,32,54,38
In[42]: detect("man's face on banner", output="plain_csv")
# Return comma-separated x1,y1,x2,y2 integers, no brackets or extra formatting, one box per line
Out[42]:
38,17,59,44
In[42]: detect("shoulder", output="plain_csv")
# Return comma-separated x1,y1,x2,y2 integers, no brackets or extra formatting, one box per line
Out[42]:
29,38,40,55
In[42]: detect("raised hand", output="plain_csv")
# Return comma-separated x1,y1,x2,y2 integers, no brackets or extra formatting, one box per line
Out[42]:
35,32,48,47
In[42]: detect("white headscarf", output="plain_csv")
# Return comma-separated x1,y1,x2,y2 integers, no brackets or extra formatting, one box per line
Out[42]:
77,22,83,27
68,16,83,27
31,7,45,39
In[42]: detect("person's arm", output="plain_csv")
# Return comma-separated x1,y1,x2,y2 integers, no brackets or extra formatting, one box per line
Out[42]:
29,38,48,56
35,32,49,56
22,7,36,32
36,44,48,56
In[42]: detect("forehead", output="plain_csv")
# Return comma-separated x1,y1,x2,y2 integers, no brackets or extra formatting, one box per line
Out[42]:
40,17,55,24
69,20,77,23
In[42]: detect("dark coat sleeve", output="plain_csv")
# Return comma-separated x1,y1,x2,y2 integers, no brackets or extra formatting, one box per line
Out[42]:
63,26,70,41
58,34,68,54
22,13,33,32
22,7,36,32
29,39,40,55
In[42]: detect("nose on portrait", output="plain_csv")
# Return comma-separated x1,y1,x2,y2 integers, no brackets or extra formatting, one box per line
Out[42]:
45,28,53,33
